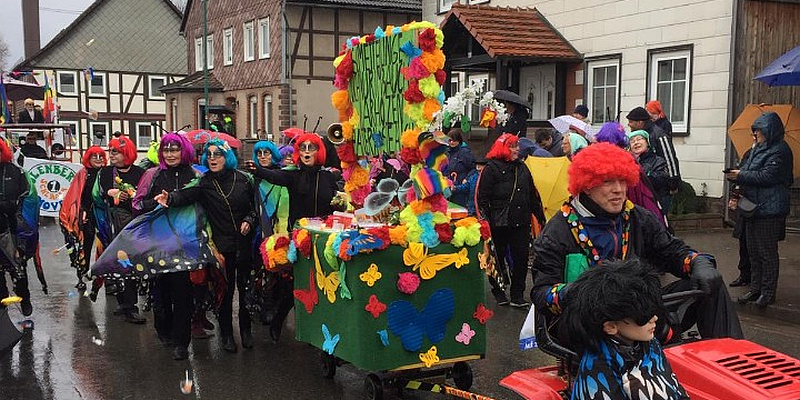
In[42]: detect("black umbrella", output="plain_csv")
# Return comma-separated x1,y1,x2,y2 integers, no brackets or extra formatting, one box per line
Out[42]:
493,90,531,110
0,306,23,357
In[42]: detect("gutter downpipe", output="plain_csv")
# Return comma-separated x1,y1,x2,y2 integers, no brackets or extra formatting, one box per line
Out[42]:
723,0,740,225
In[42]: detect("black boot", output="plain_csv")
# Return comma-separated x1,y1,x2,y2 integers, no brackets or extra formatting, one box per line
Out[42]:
729,275,750,287
172,346,189,360
737,291,760,304
269,323,282,344
755,295,775,308
221,335,237,353
241,330,253,349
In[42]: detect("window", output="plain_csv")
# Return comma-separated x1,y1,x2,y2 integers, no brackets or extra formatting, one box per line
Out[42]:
60,120,79,152
206,35,214,69
89,121,109,147
449,75,460,97
195,37,203,72
438,0,456,13
223,28,233,65
57,71,77,95
586,56,621,125
249,96,258,138
259,18,270,59
648,47,692,134
263,94,273,140
244,21,255,62
170,98,178,130
468,74,488,123
89,73,106,97
135,122,154,150
197,98,206,129
149,76,167,99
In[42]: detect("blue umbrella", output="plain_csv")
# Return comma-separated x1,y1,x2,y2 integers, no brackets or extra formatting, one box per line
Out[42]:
754,45,800,86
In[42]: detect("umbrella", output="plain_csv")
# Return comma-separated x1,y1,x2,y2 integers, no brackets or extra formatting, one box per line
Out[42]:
524,156,571,221
493,90,531,109
0,300,23,357
182,129,242,149
548,115,597,140
1,74,45,101
728,104,800,178
754,45,800,87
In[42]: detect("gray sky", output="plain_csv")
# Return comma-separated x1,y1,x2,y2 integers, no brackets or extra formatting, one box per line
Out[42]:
1,0,185,70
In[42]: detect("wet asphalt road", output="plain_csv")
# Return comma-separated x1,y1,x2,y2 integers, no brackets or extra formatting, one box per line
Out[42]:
3,220,800,400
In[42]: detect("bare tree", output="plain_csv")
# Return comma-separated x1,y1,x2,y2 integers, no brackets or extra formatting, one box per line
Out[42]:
0,34,9,71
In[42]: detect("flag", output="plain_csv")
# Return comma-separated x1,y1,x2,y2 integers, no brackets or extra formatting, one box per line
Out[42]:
0,75,9,125
82,67,95,82
42,72,56,123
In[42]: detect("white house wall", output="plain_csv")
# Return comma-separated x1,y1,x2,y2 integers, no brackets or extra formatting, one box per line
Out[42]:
425,0,735,197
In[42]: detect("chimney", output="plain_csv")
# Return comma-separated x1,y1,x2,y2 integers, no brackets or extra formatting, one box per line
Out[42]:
22,0,41,59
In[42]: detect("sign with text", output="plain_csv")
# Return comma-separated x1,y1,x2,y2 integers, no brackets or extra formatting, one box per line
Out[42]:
23,158,82,217
349,29,417,156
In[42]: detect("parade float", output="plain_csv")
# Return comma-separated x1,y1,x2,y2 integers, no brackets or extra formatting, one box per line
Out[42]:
258,21,505,400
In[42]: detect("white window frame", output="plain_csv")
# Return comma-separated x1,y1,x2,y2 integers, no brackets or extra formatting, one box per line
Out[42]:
59,120,79,151
586,57,621,125
88,72,107,97
56,71,78,95
148,75,167,99
469,0,490,4
467,73,489,123
89,121,109,147
648,48,691,134
258,17,271,59
170,98,178,131
244,21,255,62
195,37,203,72
438,0,457,13
223,28,233,66
206,34,214,70
249,96,258,138
263,94,273,140
135,122,154,150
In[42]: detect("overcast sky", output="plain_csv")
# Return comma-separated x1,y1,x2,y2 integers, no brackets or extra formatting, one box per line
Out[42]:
0,0,185,70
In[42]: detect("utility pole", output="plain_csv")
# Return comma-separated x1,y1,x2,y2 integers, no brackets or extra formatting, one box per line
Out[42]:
202,0,209,130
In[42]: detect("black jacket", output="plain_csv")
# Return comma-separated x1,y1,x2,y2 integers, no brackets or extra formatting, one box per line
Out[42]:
637,150,670,197
168,168,256,253
734,112,794,218
532,199,695,319
645,121,680,183
0,163,29,234
500,108,529,137
96,165,145,214
17,109,44,123
476,159,545,228
252,163,339,229
135,165,198,215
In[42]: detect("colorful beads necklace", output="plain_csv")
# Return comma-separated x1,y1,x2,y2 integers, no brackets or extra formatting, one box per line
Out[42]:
561,201,633,266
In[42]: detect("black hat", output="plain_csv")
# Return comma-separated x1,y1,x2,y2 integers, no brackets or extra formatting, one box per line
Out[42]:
626,107,650,121
573,105,589,118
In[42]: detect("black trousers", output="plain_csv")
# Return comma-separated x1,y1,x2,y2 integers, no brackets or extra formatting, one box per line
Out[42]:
153,272,192,347
737,232,751,280
116,280,139,312
219,251,252,337
662,278,743,339
79,222,96,281
271,273,295,328
745,216,785,298
0,264,29,303
491,225,531,300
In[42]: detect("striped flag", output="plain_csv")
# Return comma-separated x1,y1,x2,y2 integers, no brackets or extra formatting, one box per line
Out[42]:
42,71,56,123
0,75,9,125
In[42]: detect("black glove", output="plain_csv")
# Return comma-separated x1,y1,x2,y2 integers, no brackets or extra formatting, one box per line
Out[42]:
690,255,722,295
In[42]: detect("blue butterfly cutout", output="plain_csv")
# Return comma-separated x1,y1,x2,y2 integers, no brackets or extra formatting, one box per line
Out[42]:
322,324,340,355
345,232,385,257
400,41,422,59
387,288,455,352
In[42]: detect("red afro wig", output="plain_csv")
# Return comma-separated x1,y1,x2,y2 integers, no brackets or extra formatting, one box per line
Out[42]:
485,133,519,162
0,138,12,163
82,145,107,168
568,142,640,196
108,136,138,166
292,133,327,166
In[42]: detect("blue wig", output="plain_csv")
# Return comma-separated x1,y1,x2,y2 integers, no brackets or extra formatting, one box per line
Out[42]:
252,140,282,167
201,138,238,170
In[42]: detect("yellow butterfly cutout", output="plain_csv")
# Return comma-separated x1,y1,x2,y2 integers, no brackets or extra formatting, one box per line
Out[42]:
403,243,470,280
314,235,340,303
359,264,382,287
419,346,440,368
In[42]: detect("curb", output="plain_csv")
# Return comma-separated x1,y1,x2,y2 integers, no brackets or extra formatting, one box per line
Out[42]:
735,301,800,326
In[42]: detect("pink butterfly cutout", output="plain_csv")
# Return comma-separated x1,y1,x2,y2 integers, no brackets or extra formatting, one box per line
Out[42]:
455,323,475,345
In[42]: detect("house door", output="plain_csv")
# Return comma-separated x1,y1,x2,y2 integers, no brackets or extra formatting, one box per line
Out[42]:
519,64,556,120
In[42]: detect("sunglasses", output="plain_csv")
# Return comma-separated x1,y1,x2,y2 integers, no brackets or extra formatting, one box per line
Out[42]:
90,154,105,160
256,150,273,157
109,149,120,155
299,143,318,152
207,150,224,159
162,146,181,153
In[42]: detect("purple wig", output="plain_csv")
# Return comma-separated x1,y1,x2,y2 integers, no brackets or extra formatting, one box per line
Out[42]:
158,132,195,169
594,121,628,148
279,144,294,159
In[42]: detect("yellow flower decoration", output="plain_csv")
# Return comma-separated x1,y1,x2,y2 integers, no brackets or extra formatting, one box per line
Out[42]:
419,346,440,368
359,264,382,287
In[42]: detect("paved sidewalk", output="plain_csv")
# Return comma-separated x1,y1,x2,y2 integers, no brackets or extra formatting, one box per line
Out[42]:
680,230,800,326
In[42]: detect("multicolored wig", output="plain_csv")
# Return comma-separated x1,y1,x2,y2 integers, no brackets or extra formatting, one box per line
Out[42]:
568,142,639,196
646,100,666,119
485,133,519,161
81,145,107,168
292,133,326,166
108,135,138,166
158,132,195,169
562,259,662,353
595,122,628,148
252,140,282,167
200,138,238,170
0,138,13,163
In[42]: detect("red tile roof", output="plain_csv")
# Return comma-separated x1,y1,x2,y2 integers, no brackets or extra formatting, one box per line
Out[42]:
442,3,581,60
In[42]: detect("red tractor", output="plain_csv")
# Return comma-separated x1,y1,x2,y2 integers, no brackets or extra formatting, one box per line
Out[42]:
500,291,800,399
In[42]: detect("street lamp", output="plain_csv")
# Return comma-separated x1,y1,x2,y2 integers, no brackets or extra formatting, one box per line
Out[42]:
202,0,209,130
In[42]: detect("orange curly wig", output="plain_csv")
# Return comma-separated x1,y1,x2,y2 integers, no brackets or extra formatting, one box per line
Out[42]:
568,142,640,196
